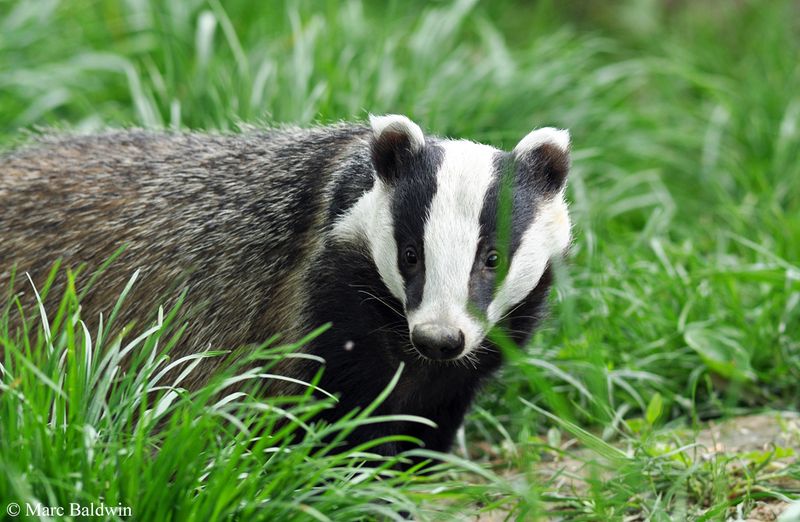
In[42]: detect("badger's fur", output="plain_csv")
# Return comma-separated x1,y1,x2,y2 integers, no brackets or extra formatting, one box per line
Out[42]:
0,115,571,456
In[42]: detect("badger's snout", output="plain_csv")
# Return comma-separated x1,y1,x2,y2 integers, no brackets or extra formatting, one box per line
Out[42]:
411,323,465,360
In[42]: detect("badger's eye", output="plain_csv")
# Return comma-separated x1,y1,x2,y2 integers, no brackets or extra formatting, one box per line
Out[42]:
485,250,500,269
404,247,418,266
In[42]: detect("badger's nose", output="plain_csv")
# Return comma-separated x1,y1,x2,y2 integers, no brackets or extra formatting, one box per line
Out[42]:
411,323,465,360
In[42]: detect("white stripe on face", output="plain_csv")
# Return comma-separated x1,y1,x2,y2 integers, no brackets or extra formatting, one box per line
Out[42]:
406,139,499,354
330,178,406,304
487,192,571,323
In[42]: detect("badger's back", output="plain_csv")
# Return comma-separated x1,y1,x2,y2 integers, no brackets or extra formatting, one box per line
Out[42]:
0,126,369,373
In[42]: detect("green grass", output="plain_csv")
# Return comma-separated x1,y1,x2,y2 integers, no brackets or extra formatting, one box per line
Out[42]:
1,0,799,519
1,268,525,520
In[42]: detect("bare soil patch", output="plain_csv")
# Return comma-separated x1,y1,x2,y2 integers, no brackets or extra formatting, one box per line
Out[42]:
474,412,800,520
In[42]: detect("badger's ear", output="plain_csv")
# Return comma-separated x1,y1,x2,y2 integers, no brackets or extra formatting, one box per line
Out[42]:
513,127,570,193
369,114,425,184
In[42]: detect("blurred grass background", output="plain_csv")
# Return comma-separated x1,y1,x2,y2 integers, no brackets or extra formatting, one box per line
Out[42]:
1,0,799,519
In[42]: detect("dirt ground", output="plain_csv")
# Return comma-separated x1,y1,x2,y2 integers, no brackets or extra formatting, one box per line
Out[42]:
475,411,800,521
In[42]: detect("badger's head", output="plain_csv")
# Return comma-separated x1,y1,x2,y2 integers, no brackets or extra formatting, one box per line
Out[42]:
333,114,571,364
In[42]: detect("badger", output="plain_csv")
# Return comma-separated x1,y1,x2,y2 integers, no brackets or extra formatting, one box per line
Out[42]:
0,115,571,456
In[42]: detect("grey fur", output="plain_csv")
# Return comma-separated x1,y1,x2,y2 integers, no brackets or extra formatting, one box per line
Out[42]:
0,125,372,389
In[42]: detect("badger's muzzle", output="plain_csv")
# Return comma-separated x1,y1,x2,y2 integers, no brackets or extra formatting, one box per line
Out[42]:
411,323,465,360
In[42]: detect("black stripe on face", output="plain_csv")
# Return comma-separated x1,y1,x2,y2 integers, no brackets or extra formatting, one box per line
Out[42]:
468,152,541,316
391,142,444,311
